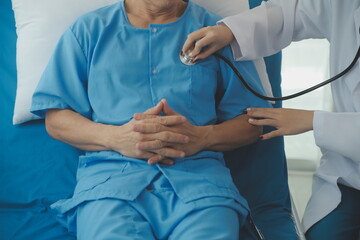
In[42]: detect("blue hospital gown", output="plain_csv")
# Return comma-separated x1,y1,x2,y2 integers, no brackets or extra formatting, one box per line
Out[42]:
31,0,270,233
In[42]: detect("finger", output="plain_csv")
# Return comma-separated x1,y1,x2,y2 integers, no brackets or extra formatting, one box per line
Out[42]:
182,28,208,56
161,99,179,116
156,131,189,144
133,123,165,133
159,158,175,166
248,118,278,127
246,108,279,119
191,34,211,57
134,115,186,126
142,101,164,115
261,129,284,140
152,147,185,159
133,113,157,120
148,155,174,165
137,137,189,151
147,154,165,165
135,150,157,160
137,136,189,150
137,140,166,149
194,45,220,61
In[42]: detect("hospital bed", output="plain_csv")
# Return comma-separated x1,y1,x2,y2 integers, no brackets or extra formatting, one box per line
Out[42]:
0,0,304,239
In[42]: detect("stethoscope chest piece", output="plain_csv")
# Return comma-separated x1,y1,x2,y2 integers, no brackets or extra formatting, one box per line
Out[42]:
180,52,196,65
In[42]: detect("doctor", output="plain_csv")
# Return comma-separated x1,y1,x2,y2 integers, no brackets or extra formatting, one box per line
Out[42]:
182,0,360,239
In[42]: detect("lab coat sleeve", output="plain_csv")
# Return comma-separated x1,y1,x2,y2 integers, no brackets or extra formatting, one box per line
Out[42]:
313,111,360,163
220,0,332,60
31,28,91,119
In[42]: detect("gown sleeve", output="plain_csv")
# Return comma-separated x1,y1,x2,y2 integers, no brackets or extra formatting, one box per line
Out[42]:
220,0,332,60
215,47,271,123
31,27,91,119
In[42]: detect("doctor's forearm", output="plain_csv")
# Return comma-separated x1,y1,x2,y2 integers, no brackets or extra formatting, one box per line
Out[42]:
204,114,262,151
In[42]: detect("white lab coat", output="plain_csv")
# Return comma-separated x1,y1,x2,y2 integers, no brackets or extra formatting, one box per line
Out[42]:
221,0,360,232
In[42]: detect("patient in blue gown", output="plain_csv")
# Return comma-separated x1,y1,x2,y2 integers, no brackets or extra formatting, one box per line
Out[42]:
31,0,270,239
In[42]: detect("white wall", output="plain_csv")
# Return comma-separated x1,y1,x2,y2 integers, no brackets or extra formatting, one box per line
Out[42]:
281,39,330,219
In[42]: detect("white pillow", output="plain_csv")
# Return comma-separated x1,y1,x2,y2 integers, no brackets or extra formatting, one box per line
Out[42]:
192,0,274,102
192,0,249,17
11,0,273,124
11,0,119,124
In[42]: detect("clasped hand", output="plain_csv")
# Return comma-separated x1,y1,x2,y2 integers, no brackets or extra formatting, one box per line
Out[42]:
112,99,211,165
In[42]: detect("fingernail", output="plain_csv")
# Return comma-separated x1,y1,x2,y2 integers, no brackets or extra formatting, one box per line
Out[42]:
133,113,140,119
187,51,193,57
248,118,254,123
259,135,263,140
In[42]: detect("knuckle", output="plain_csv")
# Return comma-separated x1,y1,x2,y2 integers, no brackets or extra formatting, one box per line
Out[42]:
159,118,167,125
155,124,162,132
157,149,165,156
195,40,203,48
155,140,163,148
187,33,195,41
163,132,171,141
137,134,146,141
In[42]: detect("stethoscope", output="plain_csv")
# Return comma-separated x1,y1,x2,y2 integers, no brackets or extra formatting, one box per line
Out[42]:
180,45,360,101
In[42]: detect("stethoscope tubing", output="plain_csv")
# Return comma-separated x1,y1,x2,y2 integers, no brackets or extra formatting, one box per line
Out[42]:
213,45,360,101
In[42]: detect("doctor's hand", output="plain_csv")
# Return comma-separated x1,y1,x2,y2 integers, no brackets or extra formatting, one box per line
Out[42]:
133,99,212,164
182,24,234,61
245,108,314,140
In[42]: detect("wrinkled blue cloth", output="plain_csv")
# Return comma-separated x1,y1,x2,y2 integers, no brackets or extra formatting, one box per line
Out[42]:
76,174,242,240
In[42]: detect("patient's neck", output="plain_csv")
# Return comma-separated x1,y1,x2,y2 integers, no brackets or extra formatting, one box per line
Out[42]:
124,0,187,28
